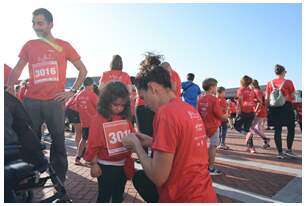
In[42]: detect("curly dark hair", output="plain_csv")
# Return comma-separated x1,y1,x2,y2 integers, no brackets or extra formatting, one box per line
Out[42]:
97,81,131,121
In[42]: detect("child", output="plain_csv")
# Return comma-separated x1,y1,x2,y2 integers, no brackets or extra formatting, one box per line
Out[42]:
250,79,270,149
75,77,99,165
228,98,237,129
234,75,256,153
217,87,230,150
198,78,228,175
84,81,135,203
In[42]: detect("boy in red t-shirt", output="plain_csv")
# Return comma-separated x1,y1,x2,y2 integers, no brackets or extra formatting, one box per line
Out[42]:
122,66,217,203
198,78,228,175
234,75,256,153
216,86,230,150
75,77,98,164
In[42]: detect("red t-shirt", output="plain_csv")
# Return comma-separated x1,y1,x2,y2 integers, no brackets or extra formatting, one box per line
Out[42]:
217,97,227,115
18,39,81,100
237,87,256,113
76,88,98,128
229,101,237,114
198,94,224,137
152,98,217,203
84,114,134,162
253,88,267,118
4,64,12,86
99,70,131,87
170,69,182,98
266,78,295,103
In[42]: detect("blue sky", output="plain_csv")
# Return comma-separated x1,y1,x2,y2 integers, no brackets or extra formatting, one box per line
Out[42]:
3,3,302,89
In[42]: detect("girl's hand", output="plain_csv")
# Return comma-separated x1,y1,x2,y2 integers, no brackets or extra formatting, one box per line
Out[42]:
90,163,102,177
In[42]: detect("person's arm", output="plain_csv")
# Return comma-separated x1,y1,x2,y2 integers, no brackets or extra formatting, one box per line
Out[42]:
6,59,28,95
122,134,174,187
54,59,87,102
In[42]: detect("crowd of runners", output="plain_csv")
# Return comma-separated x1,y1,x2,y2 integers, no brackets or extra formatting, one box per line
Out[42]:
4,8,302,203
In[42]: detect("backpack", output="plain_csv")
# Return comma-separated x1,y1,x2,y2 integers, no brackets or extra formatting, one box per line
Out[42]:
269,80,286,107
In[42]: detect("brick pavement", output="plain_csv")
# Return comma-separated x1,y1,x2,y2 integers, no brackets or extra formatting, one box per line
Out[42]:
33,126,302,203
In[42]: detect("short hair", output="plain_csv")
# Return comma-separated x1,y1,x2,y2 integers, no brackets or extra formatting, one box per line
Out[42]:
251,79,260,89
135,65,172,91
33,8,53,23
217,86,225,94
202,78,218,91
97,81,131,121
187,73,195,81
110,55,123,71
240,75,253,87
83,77,94,86
275,64,286,75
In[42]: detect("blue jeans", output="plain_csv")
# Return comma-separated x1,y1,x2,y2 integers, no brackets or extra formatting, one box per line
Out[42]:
219,122,228,145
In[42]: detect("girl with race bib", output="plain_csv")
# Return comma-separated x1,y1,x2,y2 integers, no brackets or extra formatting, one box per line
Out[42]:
84,81,135,203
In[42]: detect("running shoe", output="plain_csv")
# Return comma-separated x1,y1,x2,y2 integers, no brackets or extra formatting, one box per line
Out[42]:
75,156,82,165
217,144,229,150
276,153,286,159
209,167,223,176
284,150,297,158
247,147,256,153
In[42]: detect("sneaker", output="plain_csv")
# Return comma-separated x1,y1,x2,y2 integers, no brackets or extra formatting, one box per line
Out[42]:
276,153,286,159
75,156,82,165
209,167,223,176
247,147,256,153
283,150,297,158
217,144,229,150
262,138,270,149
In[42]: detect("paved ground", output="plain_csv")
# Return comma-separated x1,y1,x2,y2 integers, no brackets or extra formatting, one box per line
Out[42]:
34,126,302,203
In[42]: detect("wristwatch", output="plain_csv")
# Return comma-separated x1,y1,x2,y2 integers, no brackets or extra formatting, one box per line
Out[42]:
70,88,77,93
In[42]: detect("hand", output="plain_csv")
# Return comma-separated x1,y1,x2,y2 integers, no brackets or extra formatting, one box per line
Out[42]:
54,91,74,102
122,133,142,152
135,132,153,147
90,163,102,177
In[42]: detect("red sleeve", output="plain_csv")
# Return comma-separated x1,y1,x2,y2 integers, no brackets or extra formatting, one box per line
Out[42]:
152,114,177,153
99,72,108,85
266,82,272,96
18,42,29,62
287,80,295,94
124,73,132,86
65,42,81,62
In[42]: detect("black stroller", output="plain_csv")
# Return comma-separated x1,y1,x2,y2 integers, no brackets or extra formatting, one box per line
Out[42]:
4,91,71,203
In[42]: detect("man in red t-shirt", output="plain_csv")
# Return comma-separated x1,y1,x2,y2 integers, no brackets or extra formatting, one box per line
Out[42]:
6,8,87,182
198,79,228,176
122,66,217,203
75,77,98,165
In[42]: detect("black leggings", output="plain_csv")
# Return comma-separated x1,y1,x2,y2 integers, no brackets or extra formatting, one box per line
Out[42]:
132,170,159,203
97,164,127,203
135,105,154,137
274,124,295,153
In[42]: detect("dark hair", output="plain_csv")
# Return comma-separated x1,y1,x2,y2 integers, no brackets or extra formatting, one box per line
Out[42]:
251,79,260,89
202,78,218,91
93,84,99,96
130,76,136,85
135,65,172,91
97,81,131,121
110,55,123,71
275,64,286,75
187,73,195,81
217,86,225,94
83,77,94,86
33,8,53,23
142,52,163,68
240,75,253,87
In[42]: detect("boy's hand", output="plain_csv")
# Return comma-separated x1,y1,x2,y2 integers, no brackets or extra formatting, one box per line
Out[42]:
90,163,102,177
